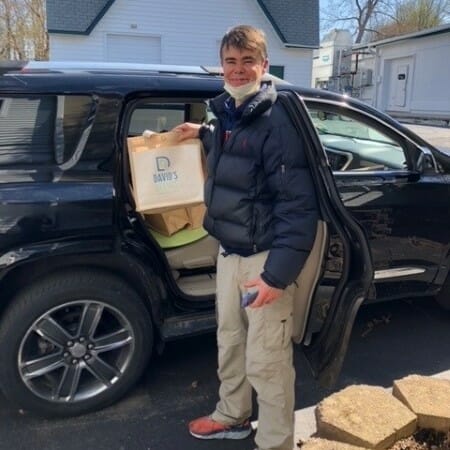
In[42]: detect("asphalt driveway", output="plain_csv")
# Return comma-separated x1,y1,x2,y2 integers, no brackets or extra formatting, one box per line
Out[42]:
0,297,449,450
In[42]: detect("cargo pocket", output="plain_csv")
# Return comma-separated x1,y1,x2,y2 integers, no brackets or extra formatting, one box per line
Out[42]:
262,299,293,355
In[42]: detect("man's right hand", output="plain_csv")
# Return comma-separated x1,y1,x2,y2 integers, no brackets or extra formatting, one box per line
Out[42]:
172,122,201,141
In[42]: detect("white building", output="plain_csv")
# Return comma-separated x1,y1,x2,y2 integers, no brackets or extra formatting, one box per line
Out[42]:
312,24,450,123
353,24,450,123
311,29,352,90
46,0,320,87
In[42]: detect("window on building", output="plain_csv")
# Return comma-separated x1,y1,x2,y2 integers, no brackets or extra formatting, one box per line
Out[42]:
269,65,284,79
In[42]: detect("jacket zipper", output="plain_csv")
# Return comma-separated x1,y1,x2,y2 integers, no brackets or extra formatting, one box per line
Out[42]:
280,164,286,191
252,209,259,253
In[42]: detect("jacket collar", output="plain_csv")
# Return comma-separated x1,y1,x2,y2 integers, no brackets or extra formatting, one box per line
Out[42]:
209,81,277,124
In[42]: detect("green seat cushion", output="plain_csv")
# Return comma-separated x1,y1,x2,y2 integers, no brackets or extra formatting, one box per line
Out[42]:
149,227,209,249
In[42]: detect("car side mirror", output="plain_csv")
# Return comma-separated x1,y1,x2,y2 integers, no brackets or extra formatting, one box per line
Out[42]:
416,148,438,173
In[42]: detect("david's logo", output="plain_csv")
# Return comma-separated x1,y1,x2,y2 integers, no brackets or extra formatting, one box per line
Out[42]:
153,156,178,183
156,156,170,171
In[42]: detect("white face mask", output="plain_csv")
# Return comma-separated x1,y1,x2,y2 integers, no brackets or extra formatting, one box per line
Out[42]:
224,80,260,102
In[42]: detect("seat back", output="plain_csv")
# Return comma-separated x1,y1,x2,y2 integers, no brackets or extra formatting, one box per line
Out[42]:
164,234,219,269
292,220,328,343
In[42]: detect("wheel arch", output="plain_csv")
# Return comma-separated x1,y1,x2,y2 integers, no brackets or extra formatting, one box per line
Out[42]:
0,251,166,334
0,265,155,416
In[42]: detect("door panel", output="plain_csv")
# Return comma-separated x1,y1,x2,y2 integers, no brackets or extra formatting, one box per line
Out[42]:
278,91,374,386
335,171,448,299
386,57,413,112
0,95,116,254
306,101,449,300
393,64,409,107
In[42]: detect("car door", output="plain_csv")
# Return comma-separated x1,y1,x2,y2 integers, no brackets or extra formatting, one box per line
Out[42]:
277,91,374,386
118,85,375,387
303,98,450,302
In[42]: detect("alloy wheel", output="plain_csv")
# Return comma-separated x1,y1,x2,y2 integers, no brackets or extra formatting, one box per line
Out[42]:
18,300,135,403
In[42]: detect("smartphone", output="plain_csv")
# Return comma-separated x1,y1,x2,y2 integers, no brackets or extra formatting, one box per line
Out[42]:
241,291,258,308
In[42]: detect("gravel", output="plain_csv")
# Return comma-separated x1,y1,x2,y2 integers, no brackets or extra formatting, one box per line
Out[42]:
297,429,450,450
390,429,450,450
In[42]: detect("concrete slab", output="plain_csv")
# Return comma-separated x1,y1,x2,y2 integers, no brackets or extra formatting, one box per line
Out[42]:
252,406,318,449
301,437,370,450
315,385,417,449
393,375,450,432
294,406,319,444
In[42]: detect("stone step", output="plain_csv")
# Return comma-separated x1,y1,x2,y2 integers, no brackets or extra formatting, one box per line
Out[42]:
315,385,417,449
301,437,370,450
393,375,450,432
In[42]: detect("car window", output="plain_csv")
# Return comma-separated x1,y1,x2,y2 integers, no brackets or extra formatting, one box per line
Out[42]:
0,95,94,168
307,106,407,172
128,102,207,136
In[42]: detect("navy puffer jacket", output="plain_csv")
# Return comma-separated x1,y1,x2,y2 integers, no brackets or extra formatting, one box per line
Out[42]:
200,84,319,289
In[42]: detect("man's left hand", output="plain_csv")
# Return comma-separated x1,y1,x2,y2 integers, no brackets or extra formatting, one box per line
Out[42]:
244,277,283,308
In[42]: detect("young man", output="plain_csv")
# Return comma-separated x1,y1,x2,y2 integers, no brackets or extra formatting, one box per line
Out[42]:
174,25,318,450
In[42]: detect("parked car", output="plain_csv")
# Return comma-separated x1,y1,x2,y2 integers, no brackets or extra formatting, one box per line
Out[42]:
0,61,448,417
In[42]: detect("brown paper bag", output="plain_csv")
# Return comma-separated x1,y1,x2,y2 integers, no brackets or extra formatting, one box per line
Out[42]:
144,208,190,236
127,131,205,213
144,203,207,237
186,203,207,229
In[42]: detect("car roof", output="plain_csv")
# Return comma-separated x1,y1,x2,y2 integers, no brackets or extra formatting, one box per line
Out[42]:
1,60,446,162
0,60,422,141
0,60,354,103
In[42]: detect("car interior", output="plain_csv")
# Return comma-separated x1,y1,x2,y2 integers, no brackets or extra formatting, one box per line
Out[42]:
307,107,407,171
127,100,219,298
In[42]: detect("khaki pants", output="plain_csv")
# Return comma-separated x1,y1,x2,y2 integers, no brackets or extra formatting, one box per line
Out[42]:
211,249,296,450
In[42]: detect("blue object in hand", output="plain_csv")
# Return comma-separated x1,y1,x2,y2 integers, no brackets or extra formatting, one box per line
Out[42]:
241,291,258,308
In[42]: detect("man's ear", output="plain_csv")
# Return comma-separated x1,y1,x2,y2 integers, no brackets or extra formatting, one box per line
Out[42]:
262,58,269,73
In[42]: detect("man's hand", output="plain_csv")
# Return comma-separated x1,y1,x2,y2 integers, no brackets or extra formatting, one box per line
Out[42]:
244,276,283,308
172,122,201,141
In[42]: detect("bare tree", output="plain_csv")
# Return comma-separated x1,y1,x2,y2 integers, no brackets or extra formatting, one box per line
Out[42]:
321,0,449,43
321,0,394,43
374,0,449,39
0,0,48,60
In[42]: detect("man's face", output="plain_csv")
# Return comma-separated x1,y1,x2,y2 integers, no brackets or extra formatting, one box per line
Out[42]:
221,45,268,87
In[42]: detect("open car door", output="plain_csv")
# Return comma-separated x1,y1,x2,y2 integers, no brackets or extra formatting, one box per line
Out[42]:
121,84,374,388
277,90,374,387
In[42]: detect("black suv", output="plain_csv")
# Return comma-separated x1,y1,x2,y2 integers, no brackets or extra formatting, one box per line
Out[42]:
0,61,449,417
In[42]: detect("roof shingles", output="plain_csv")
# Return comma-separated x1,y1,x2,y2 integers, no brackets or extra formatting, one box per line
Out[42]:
47,0,319,47
47,0,115,35
257,0,319,47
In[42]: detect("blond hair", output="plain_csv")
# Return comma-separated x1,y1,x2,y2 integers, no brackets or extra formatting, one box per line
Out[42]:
220,25,268,61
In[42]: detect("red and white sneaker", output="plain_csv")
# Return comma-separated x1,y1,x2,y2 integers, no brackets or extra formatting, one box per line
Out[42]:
188,415,252,440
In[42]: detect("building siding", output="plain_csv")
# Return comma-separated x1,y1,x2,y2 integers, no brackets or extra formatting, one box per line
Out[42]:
311,27,450,121
375,33,450,119
352,32,450,120
49,0,313,86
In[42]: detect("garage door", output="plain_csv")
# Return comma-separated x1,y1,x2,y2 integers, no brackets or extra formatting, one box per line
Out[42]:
106,34,161,64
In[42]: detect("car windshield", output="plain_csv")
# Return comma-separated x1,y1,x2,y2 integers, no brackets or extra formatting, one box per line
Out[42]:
310,110,396,145
308,108,406,170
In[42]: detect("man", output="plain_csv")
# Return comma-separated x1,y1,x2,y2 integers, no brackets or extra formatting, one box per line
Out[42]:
174,25,318,450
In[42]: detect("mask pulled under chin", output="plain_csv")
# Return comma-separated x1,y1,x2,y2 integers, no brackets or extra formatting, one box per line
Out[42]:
224,81,260,102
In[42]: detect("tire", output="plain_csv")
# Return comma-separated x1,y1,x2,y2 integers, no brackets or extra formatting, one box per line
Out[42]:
0,270,153,417
435,273,450,311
